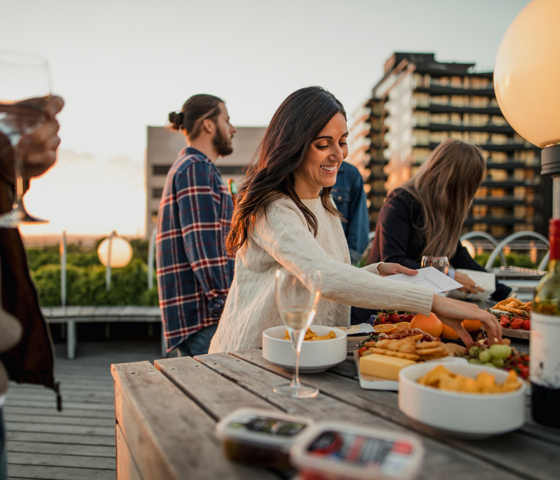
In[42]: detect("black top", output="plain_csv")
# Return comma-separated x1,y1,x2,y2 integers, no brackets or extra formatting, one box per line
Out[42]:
367,188,511,301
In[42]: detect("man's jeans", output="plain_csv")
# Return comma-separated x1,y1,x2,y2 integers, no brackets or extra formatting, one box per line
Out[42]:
176,324,218,357
0,407,7,480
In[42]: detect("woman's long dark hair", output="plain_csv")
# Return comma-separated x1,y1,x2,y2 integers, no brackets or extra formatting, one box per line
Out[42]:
226,86,346,255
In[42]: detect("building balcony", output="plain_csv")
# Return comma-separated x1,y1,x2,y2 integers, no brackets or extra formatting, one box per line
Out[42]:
417,104,502,115
486,161,540,170
416,85,495,97
422,123,514,134
481,178,538,188
463,217,529,226
427,141,538,152
472,197,530,206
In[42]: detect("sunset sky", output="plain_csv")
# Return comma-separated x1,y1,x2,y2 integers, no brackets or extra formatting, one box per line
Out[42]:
2,0,530,239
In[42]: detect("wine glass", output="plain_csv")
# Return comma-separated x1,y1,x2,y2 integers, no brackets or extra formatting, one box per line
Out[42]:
421,256,449,274
274,268,321,399
0,51,51,227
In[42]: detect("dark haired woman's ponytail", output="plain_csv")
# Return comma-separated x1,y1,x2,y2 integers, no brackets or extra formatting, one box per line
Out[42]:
167,111,183,132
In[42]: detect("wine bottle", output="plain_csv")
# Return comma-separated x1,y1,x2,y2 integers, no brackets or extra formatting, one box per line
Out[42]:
531,218,560,429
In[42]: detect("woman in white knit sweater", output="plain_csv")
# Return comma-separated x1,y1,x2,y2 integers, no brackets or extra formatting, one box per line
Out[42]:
209,87,499,353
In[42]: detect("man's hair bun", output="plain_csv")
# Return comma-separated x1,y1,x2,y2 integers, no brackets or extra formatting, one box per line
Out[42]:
168,111,183,131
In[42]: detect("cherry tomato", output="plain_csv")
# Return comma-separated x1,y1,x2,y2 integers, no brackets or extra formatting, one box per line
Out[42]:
518,364,529,379
510,318,524,330
358,347,368,357
500,316,512,327
523,320,531,331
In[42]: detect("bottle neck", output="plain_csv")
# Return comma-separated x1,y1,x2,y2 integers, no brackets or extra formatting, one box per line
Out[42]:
551,233,560,265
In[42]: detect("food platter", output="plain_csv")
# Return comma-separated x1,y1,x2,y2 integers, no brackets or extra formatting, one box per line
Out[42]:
501,327,530,340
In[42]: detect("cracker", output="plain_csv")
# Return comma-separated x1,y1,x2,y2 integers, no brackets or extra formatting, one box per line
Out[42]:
370,347,419,361
418,346,447,356
417,341,443,350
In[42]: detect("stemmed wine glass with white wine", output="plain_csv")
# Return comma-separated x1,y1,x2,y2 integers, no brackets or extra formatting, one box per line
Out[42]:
274,268,321,399
0,51,51,227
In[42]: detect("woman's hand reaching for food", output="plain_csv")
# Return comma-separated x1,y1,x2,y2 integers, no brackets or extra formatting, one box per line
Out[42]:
377,263,418,277
431,295,501,347
454,271,485,295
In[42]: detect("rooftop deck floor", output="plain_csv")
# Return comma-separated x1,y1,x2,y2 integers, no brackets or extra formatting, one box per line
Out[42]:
4,341,162,480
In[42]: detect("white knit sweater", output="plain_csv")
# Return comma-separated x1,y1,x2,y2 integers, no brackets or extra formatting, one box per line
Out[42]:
209,197,434,353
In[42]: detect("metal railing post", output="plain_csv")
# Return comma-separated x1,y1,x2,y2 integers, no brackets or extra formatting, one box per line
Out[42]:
148,227,157,289
106,230,116,290
60,230,67,307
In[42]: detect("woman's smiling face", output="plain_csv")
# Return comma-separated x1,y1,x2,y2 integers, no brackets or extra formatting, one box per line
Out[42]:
293,112,349,199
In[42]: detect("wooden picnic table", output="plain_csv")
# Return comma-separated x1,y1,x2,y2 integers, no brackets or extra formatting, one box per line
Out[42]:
111,341,560,480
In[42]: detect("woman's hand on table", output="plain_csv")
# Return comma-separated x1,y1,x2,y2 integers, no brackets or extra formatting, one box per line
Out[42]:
454,271,485,295
377,263,418,277
431,295,501,347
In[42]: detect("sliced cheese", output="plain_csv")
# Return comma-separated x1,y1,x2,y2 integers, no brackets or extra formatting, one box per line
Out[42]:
360,354,415,381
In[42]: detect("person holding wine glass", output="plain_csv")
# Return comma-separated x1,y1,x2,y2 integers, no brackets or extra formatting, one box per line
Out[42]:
208,87,500,358
366,138,512,301
0,94,63,480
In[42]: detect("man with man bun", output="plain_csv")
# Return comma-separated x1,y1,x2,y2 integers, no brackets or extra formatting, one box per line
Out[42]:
156,94,236,356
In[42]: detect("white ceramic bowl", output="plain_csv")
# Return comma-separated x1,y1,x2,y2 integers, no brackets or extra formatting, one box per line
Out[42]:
399,363,527,438
262,325,347,373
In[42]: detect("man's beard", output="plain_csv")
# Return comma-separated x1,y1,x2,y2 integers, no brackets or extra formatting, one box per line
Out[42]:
213,126,233,156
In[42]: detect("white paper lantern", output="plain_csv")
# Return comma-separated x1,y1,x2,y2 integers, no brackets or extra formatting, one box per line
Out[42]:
98,236,133,268
494,0,560,148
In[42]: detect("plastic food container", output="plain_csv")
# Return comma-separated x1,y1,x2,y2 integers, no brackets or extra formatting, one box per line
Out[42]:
216,408,314,469
290,421,424,480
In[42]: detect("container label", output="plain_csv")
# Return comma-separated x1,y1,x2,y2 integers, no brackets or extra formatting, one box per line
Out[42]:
307,431,413,474
530,313,560,388
227,414,307,437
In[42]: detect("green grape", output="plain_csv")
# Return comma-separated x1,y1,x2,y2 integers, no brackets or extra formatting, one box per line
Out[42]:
479,349,492,363
467,346,480,358
489,344,511,360
482,362,496,368
491,358,504,368
468,358,479,365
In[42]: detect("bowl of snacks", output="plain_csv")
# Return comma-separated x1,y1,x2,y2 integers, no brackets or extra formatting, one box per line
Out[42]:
399,363,527,438
262,325,347,373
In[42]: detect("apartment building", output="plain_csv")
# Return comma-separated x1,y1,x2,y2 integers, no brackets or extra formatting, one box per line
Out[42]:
145,126,266,236
348,52,550,238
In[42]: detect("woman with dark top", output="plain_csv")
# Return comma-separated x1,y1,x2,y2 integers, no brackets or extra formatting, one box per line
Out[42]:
368,138,511,301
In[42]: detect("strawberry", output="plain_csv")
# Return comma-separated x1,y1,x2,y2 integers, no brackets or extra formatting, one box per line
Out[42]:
388,313,400,323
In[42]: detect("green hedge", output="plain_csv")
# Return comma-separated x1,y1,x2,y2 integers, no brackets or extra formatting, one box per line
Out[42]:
30,254,159,307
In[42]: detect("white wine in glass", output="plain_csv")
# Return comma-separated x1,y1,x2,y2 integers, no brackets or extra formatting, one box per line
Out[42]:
274,268,321,399
0,51,51,227
421,256,449,275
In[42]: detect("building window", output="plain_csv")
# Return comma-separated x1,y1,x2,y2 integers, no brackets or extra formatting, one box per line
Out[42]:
152,188,163,199
151,212,158,224
152,165,172,175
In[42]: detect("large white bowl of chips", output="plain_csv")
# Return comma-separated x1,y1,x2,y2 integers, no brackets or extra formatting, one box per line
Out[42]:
262,325,347,373
399,363,527,438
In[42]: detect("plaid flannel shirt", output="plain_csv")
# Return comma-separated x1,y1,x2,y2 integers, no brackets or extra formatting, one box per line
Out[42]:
156,147,235,352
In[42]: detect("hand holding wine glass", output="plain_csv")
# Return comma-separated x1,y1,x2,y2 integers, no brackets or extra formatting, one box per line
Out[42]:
0,52,54,227
274,268,321,399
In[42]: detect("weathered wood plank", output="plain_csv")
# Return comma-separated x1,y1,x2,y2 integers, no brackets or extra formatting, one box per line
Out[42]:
112,361,277,480
4,407,112,419
196,352,524,480
234,349,559,480
8,452,114,469
154,356,277,420
7,431,115,447
7,441,115,458
6,421,115,437
5,413,114,428
5,400,114,411
7,464,115,480
116,423,143,480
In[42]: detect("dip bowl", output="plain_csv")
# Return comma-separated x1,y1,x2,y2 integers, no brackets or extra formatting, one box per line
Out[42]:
262,325,347,373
